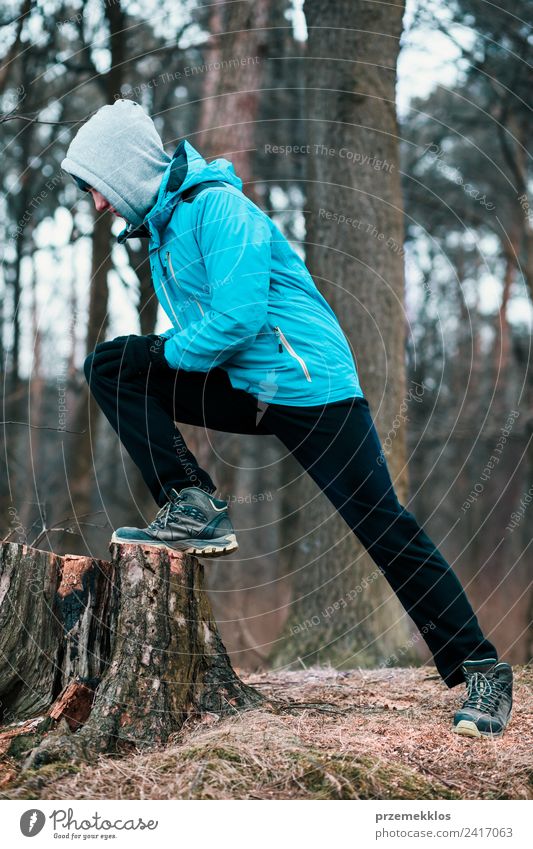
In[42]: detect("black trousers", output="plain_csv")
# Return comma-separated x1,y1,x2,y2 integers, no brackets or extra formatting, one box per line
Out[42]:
84,349,498,687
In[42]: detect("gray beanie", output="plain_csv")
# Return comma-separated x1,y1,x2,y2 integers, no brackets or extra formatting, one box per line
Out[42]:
61,100,171,226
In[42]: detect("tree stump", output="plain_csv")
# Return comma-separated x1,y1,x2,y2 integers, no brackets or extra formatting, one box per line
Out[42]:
0,541,262,769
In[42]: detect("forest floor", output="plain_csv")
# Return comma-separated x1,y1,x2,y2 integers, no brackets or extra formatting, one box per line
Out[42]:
2,665,532,800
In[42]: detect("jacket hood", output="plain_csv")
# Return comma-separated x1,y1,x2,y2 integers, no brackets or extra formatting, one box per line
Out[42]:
61,100,171,228
118,139,242,242
161,138,242,198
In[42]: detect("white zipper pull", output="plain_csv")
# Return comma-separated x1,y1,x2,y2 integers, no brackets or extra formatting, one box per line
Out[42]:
273,325,312,382
160,251,182,330
166,251,181,289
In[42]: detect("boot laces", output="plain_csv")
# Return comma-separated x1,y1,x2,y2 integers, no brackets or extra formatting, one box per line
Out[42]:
463,671,504,713
150,494,184,530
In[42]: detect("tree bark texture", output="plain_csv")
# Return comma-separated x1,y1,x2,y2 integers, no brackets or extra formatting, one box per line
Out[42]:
270,0,413,666
198,0,270,204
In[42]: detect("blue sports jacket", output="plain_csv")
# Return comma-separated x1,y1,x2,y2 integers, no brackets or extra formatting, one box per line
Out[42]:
120,140,364,406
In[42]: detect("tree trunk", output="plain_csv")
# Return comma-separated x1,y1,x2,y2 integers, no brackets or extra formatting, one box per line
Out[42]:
198,0,270,204
54,2,125,554
54,213,112,554
194,0,291,664
270,0,413,667
0,541,262,769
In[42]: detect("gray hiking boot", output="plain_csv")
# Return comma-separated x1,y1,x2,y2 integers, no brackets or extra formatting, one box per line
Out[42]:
111,486,238,557
452,659,513,738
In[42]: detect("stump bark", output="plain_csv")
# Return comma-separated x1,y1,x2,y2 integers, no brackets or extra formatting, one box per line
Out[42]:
0,541,262,768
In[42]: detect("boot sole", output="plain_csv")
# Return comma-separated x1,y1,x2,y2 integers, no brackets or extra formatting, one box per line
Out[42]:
110,533,239,558
452,719,506,738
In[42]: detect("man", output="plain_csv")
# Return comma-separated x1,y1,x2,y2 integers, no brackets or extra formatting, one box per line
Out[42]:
62,99,513,738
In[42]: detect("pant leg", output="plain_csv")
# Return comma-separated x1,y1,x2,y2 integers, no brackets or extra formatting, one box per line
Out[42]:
262,395,498,687
84,344,268,507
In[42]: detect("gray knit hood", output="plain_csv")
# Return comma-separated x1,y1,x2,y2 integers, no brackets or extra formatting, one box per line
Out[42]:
61,100,171,227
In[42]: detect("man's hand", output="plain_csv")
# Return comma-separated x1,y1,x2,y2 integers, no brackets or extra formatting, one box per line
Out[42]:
92,334,169,380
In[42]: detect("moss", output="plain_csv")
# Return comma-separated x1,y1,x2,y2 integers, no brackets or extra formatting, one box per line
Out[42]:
7,733,45,760
18,761,81,787
201,746,243,763
154,744,244,778
162,739,458,800
286,750,459,800
3,717,55,761
177,744,243,763
2,761,81,798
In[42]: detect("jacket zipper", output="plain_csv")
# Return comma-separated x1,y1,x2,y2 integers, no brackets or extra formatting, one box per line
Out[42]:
167,251,204,319
273,326,312,382
158,252,182,330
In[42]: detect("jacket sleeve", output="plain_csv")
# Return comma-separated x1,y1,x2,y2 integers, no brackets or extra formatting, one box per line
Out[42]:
162,190,272,371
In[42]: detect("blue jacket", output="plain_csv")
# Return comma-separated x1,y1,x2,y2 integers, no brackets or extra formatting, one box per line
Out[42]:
121,140,364,406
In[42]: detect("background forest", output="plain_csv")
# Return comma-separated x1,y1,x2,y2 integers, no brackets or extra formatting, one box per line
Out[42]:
1,0,531,677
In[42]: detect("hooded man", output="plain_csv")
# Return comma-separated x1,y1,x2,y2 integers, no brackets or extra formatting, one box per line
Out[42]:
62,99,513,739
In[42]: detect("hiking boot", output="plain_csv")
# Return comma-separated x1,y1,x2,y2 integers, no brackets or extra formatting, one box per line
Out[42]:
452,659,513,738
111,486,238,557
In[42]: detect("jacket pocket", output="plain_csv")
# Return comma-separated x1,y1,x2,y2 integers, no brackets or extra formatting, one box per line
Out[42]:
273,325,312,382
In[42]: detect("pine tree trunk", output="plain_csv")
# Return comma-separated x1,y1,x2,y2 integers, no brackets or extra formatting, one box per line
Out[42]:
198,0,270,204
0,541,262,769
270,0,414,667
193,0,291,664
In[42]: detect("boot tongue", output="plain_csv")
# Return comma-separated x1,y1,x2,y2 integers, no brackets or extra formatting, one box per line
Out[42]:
463,658,498,675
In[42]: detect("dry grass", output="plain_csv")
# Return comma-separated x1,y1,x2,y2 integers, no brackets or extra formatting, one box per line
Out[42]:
2,665,532,800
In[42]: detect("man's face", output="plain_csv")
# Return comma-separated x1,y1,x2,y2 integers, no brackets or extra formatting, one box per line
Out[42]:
87,188,121,218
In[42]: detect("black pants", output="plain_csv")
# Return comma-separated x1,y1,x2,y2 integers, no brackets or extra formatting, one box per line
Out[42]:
84,349,498,687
